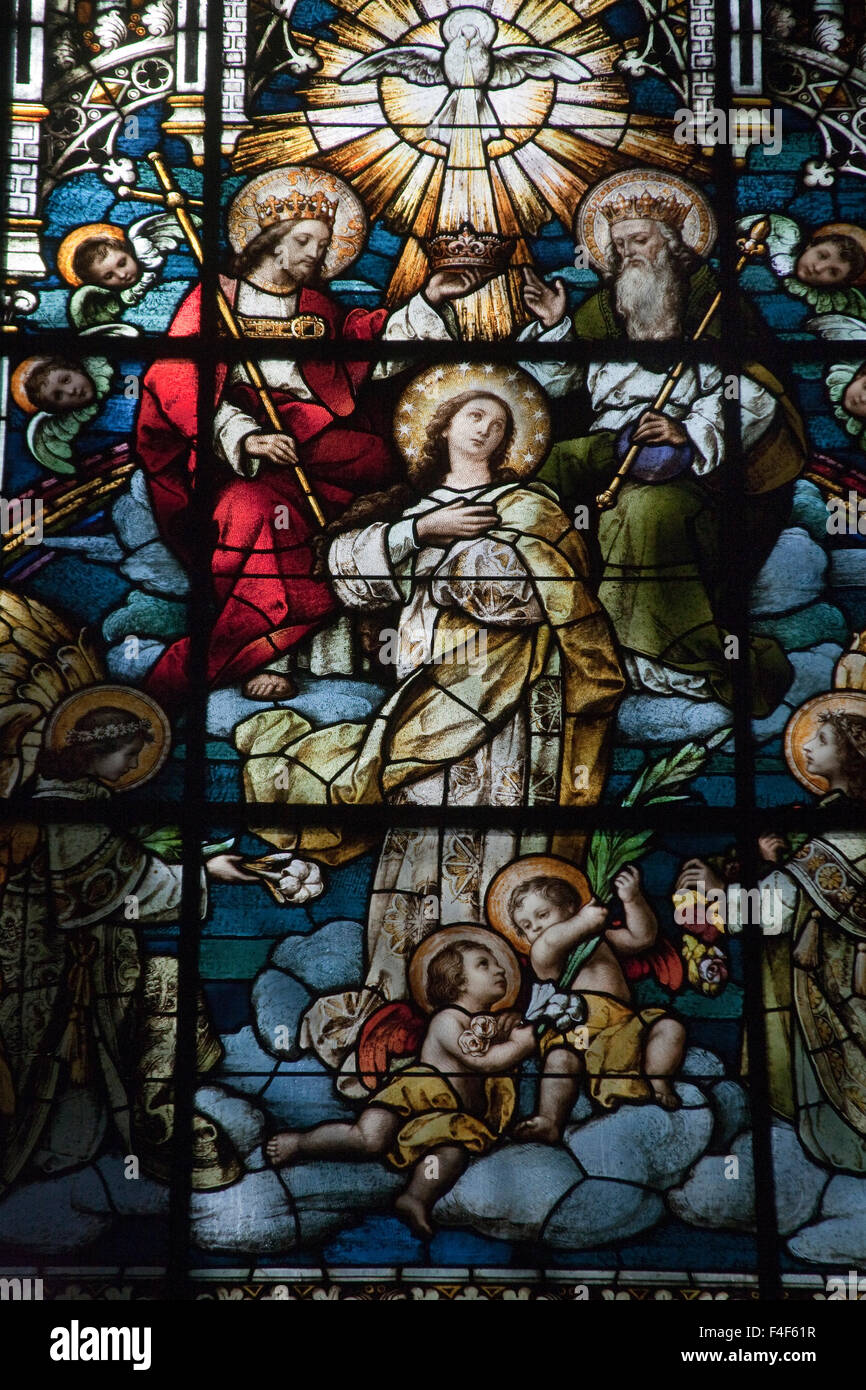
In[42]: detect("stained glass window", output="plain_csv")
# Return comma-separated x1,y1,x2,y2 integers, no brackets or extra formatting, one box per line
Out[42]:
2,0,866,1330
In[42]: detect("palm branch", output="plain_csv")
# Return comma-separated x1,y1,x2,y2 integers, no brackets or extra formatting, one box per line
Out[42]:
560,728,730,991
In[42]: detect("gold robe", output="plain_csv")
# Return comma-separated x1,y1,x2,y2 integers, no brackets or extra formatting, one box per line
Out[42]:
236,483,624,1091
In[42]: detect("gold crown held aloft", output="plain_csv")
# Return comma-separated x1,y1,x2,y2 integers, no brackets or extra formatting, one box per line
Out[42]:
600,189,690,230
254,189,339,232
425,221,516,275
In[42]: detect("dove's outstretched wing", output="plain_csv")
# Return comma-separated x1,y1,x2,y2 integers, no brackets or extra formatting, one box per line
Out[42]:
0,587,105,796
340,44,444,85
807,312,866,340
490,45,590,87
26,356,113,475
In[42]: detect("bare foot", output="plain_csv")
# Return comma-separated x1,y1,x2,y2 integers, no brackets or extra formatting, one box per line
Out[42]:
243,672,296,701
395,1192,433,1238
513,1115,561,1145
651,1080,682,1111
265,1131,301,1167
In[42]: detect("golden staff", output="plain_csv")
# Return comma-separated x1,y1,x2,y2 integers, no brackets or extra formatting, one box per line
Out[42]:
596,217,770,511
119,152,326,527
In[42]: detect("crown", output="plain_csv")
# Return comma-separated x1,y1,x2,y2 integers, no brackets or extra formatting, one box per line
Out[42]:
600,189,690,230
425,221,516,274
65,718,151,746
252,189,338,231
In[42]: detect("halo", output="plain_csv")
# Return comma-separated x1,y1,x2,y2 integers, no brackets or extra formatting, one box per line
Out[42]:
393,363,551,485
57,223,126,288
44,685,171,791
10,357,47,415
485,854,592,952
783,691,866,796
227,166,367,281
814,222,866,286
442,7,497,45
576,168,717,272
408,925,521,1015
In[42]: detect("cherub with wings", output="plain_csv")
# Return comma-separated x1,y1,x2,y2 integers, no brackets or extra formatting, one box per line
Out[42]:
11,354,113,475
339,5,590,147
738,212,866,332
56,214,194,335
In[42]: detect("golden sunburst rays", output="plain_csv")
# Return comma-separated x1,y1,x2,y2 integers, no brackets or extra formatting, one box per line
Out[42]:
511,0,586,43
232,0,706,336
349,0,426,37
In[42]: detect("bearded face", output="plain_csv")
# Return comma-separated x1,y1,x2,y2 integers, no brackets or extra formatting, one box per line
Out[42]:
608,218,691,340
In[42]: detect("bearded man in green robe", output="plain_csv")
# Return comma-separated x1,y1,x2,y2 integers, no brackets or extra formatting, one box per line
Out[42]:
519,170,806,714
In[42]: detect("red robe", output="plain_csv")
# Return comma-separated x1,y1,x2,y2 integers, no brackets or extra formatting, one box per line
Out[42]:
134,278,392,703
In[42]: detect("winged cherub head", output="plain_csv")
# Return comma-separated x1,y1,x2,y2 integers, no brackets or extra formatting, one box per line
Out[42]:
72,234,141,290
795,233,866,289
20,357,96,414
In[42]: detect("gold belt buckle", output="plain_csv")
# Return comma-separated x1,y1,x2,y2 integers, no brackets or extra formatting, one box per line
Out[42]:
289,314,326,339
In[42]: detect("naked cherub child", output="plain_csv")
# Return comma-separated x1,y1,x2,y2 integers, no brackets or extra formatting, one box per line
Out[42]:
265,926,535,1237
503,864,686,1143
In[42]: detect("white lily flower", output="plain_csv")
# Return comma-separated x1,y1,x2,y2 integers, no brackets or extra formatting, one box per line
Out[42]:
525,981,557,1021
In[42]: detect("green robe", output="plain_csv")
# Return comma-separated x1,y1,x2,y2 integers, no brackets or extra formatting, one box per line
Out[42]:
537,266,805,715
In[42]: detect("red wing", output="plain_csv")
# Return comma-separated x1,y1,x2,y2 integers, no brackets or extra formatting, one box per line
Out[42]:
358,1001,426,1092
623,956,650,981
624,937,684,992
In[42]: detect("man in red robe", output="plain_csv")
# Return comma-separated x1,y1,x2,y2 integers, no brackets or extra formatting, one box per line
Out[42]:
135,182,486,704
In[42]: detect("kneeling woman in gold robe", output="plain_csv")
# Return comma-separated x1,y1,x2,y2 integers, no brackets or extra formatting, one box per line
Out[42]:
237,365,625,1096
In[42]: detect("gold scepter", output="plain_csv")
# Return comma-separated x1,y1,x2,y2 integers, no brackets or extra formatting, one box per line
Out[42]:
118,152,326,527
595,217,770,511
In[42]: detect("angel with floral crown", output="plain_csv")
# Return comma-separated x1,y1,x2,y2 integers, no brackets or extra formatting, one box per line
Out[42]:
0,588,321,1195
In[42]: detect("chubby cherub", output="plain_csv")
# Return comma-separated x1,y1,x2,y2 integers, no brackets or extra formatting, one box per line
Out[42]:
265,926,535,1238
497,862,686,1143
11,355,113,475
57,214,193,335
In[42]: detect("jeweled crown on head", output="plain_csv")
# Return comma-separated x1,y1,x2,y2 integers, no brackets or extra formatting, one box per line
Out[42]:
253,189,338,231
600,189,690,230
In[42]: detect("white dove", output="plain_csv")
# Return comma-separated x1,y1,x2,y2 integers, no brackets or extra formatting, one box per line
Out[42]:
340,6,591,145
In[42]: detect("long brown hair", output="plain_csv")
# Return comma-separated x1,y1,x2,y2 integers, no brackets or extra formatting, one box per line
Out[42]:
230,219,327,281
413,389,517,495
